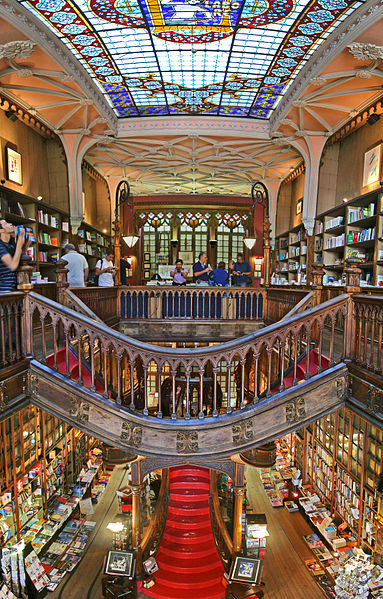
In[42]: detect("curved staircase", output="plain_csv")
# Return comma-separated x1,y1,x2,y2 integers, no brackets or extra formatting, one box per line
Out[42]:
145,466,226,599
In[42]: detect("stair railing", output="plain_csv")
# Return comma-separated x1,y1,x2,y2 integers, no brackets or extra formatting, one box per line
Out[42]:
141,469,170,562
210,471,233,572
26,290,351,419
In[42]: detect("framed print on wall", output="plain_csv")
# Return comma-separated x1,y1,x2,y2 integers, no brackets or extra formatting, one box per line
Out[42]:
296,198,303,215
105,550,135,577
6,147,22,185
363,144,381,187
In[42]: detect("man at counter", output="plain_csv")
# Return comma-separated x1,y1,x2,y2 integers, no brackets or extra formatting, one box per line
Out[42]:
232,253,252,287
193,252,211,285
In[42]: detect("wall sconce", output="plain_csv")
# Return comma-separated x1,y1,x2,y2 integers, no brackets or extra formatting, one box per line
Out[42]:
171,239,178,247
123,235,139,247
244,238,257,250
209,239,217,248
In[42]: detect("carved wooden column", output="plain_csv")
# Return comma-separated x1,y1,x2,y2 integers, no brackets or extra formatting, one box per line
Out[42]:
113,214,121,287
305,234,315,288
263,213,271,288
232,462,245,556
344,257,362,364
56,261,69,305
17,257,34,359
131,459,143,577
311,261,324,306
344,257,362,294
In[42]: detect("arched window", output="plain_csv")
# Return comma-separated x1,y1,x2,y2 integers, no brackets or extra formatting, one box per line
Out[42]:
216,222,245,265
142,221,171,277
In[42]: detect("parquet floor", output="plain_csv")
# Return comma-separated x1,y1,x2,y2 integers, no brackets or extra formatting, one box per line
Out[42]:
245,465,324,599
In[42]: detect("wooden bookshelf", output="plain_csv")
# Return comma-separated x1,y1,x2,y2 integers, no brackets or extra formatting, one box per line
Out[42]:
76,221,112,280
314,189,383,287
273,224,308,284
0,187,70,282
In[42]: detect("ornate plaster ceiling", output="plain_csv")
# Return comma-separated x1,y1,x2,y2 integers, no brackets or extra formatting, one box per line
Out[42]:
85,133,302,194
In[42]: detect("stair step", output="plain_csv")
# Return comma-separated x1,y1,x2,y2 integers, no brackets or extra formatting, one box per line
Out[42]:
155,553,221,574
170,481,210,491
145,581,226,599
166,514,211,529
162,527,213,544
170,490,209,502
159,540,217,559
154,568,224,589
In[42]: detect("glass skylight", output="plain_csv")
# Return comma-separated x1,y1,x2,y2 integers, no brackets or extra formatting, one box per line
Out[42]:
20,0,365,118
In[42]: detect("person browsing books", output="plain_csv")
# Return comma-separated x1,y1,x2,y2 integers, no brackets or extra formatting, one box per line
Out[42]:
95,249,117,287
0,220,31,293
62,243,89,288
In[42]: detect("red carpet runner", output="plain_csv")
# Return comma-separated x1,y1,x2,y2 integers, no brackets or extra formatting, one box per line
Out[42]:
145,466,226,599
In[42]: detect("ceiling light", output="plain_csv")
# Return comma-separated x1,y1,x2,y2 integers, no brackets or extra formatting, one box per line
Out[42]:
244,237,257,250
37,195,43,201
343,197,349,203
123,235,139,247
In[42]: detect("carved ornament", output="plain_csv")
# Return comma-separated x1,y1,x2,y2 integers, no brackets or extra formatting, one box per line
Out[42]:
348,43,383,61
0,40,36,60
120,422,143,447
69,399,89,424
232,420,255,446
286,397,306,424
176,431,199,454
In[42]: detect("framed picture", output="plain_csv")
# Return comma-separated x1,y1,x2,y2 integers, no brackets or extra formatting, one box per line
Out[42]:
144,252,150,261
105,551,135,577
229,556,263,585
363,144,381,187
143,270,150,280
6,147,22,185
143,262,151,269
296,199,303,215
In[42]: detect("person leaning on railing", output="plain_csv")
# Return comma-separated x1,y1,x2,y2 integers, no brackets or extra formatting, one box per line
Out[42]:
0,219,31,292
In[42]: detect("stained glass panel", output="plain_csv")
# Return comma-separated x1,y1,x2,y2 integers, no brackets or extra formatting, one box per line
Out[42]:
19,0,365,118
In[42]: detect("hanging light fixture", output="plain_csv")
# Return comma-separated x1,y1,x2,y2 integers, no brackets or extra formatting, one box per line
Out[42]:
123,235,139,247
243,237,257,250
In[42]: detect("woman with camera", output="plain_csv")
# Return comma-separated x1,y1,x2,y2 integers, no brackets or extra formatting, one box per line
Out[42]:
170,259,188,286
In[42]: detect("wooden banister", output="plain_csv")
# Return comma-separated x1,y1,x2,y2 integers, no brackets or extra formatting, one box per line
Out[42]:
141,469,169,560
210,471,233,572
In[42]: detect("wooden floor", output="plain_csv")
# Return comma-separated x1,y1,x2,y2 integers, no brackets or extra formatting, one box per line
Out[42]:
245,465,324,599
49,465,325,599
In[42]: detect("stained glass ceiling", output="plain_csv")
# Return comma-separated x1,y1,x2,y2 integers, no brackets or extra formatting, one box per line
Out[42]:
18,0,365,118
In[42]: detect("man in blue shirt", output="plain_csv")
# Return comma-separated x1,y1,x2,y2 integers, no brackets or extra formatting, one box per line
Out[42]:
232,253,252,287
193,252,211,285
212,262,229,286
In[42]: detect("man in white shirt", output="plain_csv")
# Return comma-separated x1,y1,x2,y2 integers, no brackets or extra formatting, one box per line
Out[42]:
95,249,117,287
62,244,89,288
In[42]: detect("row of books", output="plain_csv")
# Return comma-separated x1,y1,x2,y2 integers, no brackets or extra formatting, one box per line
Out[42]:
348,203,375,223
37,210,59,228
325,233,345,249
347,227,376,244
325,215,344,231
78,243,97,256
289,247,300,257
38,251,59,263
279,251,288,260
38,232,59,246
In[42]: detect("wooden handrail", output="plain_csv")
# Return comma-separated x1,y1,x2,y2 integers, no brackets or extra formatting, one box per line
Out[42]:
210,471,233,571
280,291,314,321
141,469,169,559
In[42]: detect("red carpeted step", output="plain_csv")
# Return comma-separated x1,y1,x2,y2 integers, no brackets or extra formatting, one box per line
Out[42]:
146,466,225,599
145,581,226,599
46,347,107,394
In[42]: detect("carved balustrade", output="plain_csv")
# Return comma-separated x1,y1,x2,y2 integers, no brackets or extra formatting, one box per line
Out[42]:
210,471,233,571
25,290,351,421
141,469,169,563
352,294,383,375
0,293,25,371
119,286,264,321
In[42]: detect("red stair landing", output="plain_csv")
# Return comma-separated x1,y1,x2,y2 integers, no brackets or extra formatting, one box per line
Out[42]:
145,466,226,599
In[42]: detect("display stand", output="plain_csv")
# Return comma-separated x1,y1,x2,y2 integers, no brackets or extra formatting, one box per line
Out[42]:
102,552,136,599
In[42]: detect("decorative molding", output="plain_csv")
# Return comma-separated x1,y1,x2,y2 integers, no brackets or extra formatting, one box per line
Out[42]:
0,40,36,60
69,399,89,423
336,377,347,400
0,0,116,128
271,0,383,129
176,431,199,453
120,422,143,447
232,420,255,446
367,385,382,415
302,216,315,236
117,116,270,139
0,93,55,138
0,382,8,412
286,397,306,424
348,43,383,60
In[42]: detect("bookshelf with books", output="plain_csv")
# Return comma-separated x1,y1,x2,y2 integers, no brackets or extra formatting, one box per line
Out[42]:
76,222,112,280
312,442,333,503
314,189,383,287
0,187,71,282
272,224,308,284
